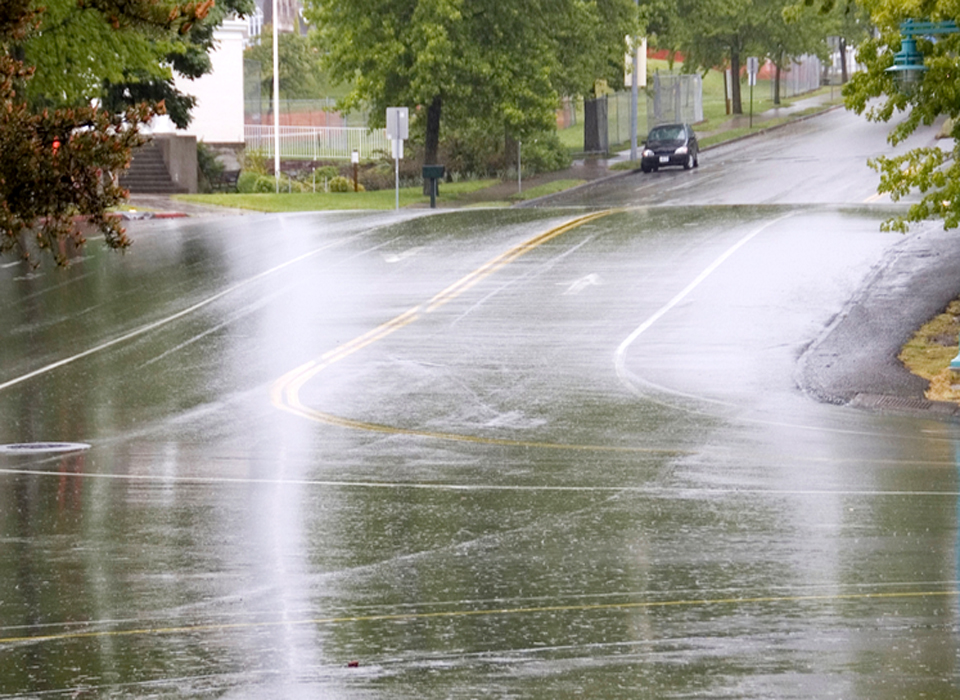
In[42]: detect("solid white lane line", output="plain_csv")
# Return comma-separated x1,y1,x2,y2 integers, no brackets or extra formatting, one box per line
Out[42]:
0,237,360,393
614,213,795,388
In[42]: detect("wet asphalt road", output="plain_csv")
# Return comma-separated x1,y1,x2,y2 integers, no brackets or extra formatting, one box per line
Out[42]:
3,109,960,698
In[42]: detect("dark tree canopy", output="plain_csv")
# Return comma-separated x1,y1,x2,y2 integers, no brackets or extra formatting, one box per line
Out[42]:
23,0,252,128
843,0,960,231
306,0,638,164
245,27,329,101
1,0,240,266
649,0,832,114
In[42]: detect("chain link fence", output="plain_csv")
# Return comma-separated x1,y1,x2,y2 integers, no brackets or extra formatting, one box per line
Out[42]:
560,92,650,154
775,54,823,99
244,60,709,160
647,72,703,128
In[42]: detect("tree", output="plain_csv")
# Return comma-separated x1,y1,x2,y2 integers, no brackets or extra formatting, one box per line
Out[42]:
245,27,328,101
306,0,637,164
652,0,829,114
767,0,832,104
0,0,221,266
843,0,960,232
23,0,253,128
829,2,871,84
650,0,751,114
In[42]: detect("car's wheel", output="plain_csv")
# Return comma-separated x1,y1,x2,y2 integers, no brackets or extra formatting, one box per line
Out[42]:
694,154,699,168
641,164,652,173
683,153,694,170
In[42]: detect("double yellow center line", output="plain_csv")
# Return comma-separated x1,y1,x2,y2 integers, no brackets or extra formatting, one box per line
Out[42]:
4,587,956,646
269,210,685,453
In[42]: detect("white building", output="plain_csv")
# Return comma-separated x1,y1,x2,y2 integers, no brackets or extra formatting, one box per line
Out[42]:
150,16,248,146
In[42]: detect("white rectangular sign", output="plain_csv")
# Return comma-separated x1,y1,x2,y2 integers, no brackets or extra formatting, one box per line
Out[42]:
386,107,409,141
747,57,759,87
624,36,647,88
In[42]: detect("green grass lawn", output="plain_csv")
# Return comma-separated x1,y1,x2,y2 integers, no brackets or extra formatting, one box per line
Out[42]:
176,179,499,212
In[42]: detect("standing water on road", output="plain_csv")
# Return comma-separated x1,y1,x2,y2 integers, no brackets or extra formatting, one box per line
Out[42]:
2,202,960,699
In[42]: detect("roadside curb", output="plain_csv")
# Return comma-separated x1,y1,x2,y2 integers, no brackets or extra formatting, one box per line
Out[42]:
848,392,960,417
117,211,189,220
796,223,960,420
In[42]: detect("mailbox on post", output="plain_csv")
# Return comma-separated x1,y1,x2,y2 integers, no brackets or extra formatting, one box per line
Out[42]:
422,164,445,209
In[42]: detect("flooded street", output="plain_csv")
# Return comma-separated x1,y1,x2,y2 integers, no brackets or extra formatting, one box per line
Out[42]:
4,110,960,698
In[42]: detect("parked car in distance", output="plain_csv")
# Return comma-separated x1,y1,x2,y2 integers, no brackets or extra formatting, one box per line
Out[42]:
640,123,699,173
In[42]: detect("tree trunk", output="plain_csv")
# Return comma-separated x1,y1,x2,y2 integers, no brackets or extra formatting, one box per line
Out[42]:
730,49,742,115
774,50,783,106
425,95,442,165
774,64,781,106
423,95,442,195
505,128,518,173
839,37,848,84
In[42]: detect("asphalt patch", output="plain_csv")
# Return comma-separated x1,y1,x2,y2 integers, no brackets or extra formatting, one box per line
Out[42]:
798,224,960,417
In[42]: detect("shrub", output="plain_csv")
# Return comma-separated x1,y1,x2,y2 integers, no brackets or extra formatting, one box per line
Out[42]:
358,164,395,191
239,147,268,175
436,126,571,179
254,175,277,193
518,132,572,174
196,142,224,194
313,165,340,181
328,176,351,192
326,176,365,192
236,171,260,193
297,165,342,191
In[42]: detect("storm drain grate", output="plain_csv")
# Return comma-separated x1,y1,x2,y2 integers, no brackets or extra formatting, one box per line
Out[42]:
851,394,960,415
0,442,91,454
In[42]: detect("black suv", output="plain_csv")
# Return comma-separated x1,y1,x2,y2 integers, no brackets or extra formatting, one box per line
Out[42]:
640,123,699,173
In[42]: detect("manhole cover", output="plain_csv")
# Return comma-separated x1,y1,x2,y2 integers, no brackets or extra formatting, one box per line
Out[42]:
0,442,92,454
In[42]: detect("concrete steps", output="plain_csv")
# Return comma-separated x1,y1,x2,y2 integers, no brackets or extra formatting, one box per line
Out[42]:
120,141,187,194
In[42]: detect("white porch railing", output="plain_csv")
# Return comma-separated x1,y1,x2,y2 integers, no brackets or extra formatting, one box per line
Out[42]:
244,125,390,160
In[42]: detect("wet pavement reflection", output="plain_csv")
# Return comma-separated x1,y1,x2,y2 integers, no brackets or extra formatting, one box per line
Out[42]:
3,202,960,698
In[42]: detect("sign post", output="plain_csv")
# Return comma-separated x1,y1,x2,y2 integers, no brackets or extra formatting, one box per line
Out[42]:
624,32,645,161
746,57,759,129
272,0,280,192
386,107,409,211
351,149,359,192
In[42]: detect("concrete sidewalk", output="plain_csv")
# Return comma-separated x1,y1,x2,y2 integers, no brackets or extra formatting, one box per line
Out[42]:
125,193,253,218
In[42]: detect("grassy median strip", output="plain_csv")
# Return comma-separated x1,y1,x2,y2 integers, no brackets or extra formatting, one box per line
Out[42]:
899,298,960,404
175,179,499,212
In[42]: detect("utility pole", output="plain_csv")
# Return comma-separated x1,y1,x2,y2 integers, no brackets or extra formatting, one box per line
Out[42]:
272,0,280,192
630,0,639,162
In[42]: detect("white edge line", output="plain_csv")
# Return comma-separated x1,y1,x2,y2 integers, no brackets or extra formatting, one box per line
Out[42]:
0,241,348,393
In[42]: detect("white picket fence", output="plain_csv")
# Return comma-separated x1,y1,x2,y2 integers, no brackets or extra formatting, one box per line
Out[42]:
245,125,390,160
